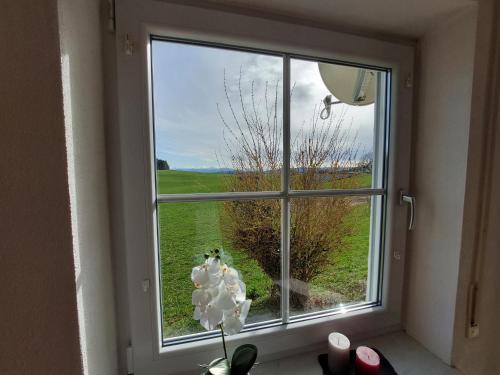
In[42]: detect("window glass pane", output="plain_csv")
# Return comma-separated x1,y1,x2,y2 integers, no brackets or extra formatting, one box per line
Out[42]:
151,41,389,343
152,40,283,194
289,195,381,317
158,199,281,340
290,58,386,190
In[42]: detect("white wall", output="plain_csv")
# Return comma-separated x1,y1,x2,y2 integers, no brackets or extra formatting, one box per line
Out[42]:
453,84,500,374
452,0,500,373
404,6,477,364
58,1,118,374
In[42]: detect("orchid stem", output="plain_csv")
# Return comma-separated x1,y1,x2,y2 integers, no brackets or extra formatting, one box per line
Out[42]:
220,324,228,359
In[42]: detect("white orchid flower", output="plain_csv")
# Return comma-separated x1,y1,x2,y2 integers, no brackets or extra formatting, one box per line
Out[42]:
198,303,223,331
191,254,252,335
213,283,237,310
191,257,222,288
191,264,210,288
222,299,252,335
222,264,240,285
207,257,223,284
192,286,218,308
229,280,246,302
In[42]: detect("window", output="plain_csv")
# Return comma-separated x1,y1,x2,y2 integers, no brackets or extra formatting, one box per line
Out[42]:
114,3,413,373
150,38,389,344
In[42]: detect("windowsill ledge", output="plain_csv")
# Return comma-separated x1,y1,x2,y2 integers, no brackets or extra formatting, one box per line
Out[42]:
251,331,461,374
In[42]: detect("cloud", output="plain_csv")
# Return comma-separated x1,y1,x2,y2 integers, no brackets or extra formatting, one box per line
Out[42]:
152,40,377,169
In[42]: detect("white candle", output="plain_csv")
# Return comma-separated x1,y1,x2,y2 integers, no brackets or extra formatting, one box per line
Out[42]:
328,332,351,374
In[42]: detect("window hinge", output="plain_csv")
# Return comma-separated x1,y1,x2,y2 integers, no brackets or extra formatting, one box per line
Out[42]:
107,0,116,33
126,345,134,374
466,283,480,338
124,34,135,56
142,279,150,293
405,73,413,88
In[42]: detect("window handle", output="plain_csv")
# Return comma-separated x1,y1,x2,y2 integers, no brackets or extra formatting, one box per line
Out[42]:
399,190,416,231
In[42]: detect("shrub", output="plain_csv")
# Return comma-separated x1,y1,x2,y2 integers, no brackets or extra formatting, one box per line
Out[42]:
219,71,361,308
157,158,170,170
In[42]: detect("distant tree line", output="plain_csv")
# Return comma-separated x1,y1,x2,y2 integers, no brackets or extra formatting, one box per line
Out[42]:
157,159,170,170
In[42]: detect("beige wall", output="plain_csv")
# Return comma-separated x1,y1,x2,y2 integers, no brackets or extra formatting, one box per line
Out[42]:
58,0,118,374
452,0,500,373
0,1,83,374
404,6,477,364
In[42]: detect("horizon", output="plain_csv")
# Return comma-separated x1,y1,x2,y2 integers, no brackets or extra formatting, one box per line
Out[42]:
158,164,371,173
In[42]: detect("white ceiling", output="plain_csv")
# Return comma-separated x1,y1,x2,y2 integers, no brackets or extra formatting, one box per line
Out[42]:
164,0,477,40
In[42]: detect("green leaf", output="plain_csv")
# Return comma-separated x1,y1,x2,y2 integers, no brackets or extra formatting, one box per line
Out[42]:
230,344,258,375
205,358,231,375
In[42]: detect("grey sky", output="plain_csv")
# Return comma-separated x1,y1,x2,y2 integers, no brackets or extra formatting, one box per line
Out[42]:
151,39,375,169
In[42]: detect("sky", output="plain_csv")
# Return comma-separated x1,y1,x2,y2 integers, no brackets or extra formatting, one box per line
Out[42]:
151,39,377,170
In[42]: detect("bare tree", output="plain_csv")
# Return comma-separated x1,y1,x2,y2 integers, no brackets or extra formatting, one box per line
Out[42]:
219,70,362,308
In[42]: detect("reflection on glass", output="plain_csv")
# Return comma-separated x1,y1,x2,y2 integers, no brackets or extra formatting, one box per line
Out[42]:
290,58,386,190
159,199,281,339
289,196,379,317
152,39,283,194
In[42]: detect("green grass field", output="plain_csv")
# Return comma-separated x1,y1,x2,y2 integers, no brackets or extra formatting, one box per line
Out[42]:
157,170,371,338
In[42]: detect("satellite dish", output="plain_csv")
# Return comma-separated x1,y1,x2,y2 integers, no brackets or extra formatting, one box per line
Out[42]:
318,63,377,106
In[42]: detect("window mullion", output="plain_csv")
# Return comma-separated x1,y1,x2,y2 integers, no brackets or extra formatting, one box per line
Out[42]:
281,55,291,324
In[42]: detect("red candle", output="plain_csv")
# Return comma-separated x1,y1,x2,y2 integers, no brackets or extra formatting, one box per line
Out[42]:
355,346,380,375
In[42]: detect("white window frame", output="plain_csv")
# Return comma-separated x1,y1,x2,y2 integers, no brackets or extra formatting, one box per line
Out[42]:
152,36,388,343
113,1,414,374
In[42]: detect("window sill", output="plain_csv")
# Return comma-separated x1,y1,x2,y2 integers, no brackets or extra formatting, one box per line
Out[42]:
249,331,460,375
